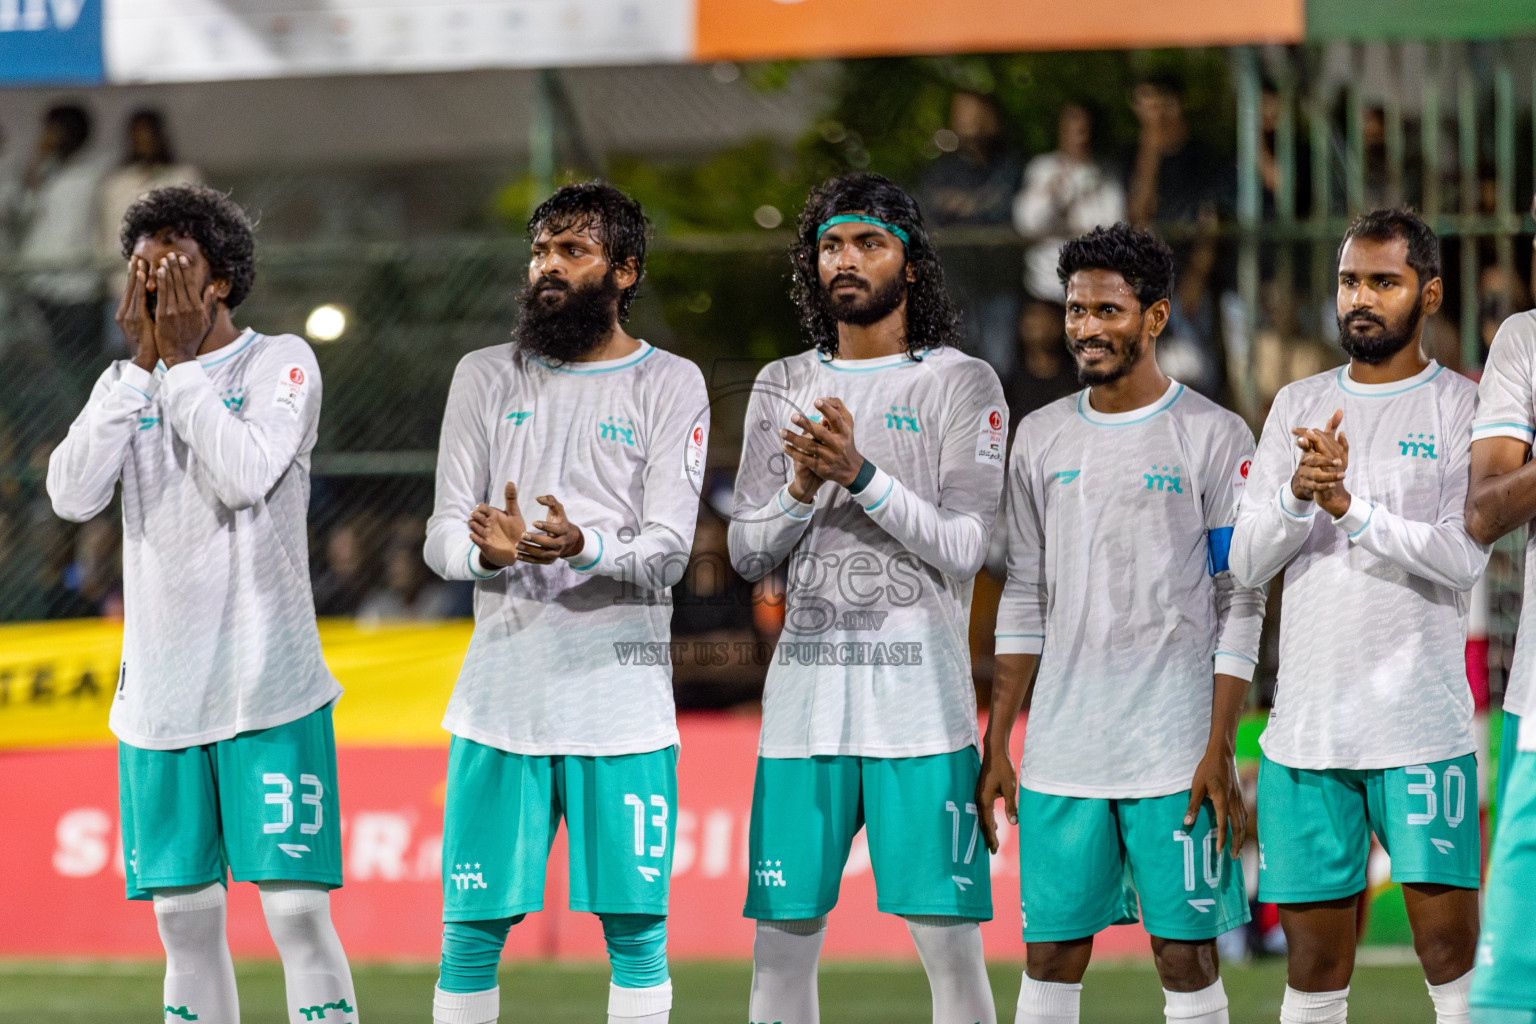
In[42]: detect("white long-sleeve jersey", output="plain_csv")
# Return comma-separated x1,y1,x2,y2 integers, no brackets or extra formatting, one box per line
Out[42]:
1471,311,1536,747
728,346,1006,758
46,329,340,750
1231,361,1487,770
996,380,1265,798
424,340,707,756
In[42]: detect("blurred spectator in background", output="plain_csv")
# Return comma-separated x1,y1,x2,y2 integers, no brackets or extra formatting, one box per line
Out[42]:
1003,299,1079,428
18,104,106,374
1125,72,1231,399
671,507,767,709
96,110,203,355
356,516,470,622
62,516,123,619
1479,262,1533,361
1013,101,1124,303
356,543,462,623
919,90,1024,376
312,519,379,617
97,110,202,261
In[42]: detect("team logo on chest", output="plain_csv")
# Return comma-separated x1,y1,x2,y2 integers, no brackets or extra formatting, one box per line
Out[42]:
220,386,246,412
883,404,921,433
1399,433,1437,460
598,415,636,446
1144,464,1183,493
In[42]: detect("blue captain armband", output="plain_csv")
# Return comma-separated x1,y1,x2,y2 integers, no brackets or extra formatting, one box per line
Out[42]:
1207,526,1233,575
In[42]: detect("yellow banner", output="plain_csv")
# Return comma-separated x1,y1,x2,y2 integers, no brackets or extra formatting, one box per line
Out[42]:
0,619,470,750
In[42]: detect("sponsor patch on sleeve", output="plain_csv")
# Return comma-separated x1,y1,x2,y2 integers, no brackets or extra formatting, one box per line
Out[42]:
274,363,309,419
1230,455,1252,493
683,420,707,485
974,405,1006,465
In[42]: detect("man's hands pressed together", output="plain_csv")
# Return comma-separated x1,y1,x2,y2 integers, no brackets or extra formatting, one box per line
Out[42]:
518,494,586,563
1290,408,1352,518
469,485,587,571
781,397,865,503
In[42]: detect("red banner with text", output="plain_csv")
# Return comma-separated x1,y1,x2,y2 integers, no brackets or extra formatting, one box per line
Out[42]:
0,715,1152,961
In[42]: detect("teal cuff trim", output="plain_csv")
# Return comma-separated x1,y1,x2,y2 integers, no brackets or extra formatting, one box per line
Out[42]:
467,548,502,579
847,459,878,495
864,476,895,511
776,488,814,519
570,530,603,572
1348,505,1375,539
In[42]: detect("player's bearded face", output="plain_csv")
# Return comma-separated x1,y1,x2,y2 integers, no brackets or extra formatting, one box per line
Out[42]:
512,268,621,363
1070,317,1146,386
820,264,907,326
1337,292,1423,364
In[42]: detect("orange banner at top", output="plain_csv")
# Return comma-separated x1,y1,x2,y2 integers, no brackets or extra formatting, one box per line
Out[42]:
695,0,1305,61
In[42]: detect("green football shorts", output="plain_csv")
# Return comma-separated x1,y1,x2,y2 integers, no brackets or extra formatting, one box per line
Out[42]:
743,749,993,921
117,703,343,900
1472,746,1536,1022
1014,785,1249,942
1256,752,1481,904
440,738,677,921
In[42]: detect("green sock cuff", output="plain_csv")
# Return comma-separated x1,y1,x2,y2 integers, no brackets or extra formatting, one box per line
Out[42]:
600,913,669,989
438,916,522,993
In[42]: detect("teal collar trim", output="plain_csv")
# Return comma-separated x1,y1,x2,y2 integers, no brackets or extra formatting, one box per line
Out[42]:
1336,361,1441,397
816,214,910,248
816,350,920,373
535,340,655,374
1076,380,1184,426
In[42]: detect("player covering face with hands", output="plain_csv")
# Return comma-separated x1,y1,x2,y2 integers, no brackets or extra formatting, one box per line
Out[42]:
48,185,358,1024
981,223,1263,1024
423,181,708,1024
1230,209,1488,1024
729,173,1006,1024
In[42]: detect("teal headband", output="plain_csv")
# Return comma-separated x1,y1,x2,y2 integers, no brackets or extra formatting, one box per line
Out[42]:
815,213,910,248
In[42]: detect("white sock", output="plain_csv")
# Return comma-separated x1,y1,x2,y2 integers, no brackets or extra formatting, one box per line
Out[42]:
153,882,239,1024
608,979,672,1023
1014,973,1081,1024
1164,979,1229,1023
1426,970,1473,1024
433,985,498,1024
1280,985,1349,1024
905,915,997,1024
749,917,827,1024
258,882,358,1024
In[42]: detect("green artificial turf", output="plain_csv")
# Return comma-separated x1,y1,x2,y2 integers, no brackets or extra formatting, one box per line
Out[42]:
0,954,1440,1023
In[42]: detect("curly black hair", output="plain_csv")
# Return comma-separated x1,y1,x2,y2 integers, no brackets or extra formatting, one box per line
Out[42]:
527,181,651,321
1340,207,1441,284
791,173,962,358
120,185,257,309
1056,223,1176,310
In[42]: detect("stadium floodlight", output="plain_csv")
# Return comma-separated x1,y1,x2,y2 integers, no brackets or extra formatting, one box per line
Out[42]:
305,304,347,342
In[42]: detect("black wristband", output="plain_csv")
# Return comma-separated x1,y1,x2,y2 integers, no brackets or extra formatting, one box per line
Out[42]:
847,458,878,495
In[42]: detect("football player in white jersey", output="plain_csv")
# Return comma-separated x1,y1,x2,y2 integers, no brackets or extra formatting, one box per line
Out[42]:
980,223,1264,1024
1462,191,1536,1024
729,173,1006,1024
47,185,358,1024
1231,209,1488,1024
424,182,707,1024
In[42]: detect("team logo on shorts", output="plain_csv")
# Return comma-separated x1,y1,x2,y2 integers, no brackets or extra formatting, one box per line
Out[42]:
449,862,488,890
